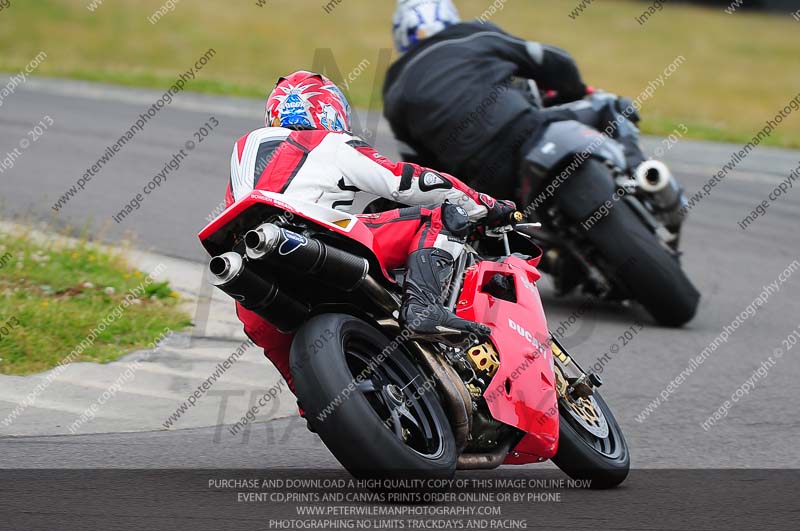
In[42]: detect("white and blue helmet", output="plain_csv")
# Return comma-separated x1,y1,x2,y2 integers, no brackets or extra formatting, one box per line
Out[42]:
392,0,461,53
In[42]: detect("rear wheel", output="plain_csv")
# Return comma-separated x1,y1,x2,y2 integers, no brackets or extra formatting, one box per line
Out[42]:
589,199,699,326
551,364,629,489
290,313,456,478
557,159,700,326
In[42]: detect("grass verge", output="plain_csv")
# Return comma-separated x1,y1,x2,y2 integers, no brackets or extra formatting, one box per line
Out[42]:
0,228,191,375
1,0,798,147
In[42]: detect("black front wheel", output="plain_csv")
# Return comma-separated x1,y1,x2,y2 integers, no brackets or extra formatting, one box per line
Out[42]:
551,364,630,488
290,313,456,479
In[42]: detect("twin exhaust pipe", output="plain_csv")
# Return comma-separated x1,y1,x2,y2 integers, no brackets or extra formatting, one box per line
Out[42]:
207,223,376,331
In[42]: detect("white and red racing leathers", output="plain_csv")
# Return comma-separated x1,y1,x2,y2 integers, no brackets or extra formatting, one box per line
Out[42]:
223,127,499,392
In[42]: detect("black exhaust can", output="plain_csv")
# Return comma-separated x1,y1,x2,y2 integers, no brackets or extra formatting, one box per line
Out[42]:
209,252,309,332
245,224,369,291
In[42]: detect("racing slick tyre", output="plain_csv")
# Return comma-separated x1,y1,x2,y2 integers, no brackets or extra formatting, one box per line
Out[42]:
552,390,630,489
558,159,700,327
290,313,457,479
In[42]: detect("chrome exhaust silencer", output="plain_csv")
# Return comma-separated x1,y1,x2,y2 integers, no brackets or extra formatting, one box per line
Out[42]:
209,252,247,290
208,251,309,332
634,160,686,229
243,223,283,261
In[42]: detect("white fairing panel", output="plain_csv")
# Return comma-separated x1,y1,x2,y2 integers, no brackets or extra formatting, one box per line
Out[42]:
255,190,358,232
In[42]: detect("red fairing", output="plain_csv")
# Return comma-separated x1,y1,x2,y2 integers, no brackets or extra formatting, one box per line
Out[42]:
198,191,394,281
456,256,559,462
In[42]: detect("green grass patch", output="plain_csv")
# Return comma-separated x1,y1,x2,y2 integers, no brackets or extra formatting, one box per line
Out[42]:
0,230,191,375
1,0,798,147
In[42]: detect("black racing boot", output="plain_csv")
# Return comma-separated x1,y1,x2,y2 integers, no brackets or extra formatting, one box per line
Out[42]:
400,248,491,343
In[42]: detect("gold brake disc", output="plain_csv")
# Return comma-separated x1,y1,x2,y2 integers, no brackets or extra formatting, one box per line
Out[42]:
554,363,609,438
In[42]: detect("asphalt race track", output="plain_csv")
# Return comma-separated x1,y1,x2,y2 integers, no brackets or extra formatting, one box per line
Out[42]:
1,76,799,483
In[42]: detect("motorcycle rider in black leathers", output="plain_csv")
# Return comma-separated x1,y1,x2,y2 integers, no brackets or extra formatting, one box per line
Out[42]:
383,1,699,328
383,0,647,203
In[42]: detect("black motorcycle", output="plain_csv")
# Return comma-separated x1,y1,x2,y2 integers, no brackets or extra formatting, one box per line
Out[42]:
403,84,700,327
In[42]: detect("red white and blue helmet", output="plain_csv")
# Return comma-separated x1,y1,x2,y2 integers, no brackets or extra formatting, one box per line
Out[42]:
266,71,351,132
392,0,461,53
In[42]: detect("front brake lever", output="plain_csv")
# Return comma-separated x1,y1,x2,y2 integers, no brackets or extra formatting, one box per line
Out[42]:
514,222,542,239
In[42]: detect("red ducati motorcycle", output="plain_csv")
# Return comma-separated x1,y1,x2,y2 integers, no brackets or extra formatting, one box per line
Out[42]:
200,190,629,487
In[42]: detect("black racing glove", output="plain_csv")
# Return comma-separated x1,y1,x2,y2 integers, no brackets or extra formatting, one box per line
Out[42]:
540,45,587,103
480,194,518,227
